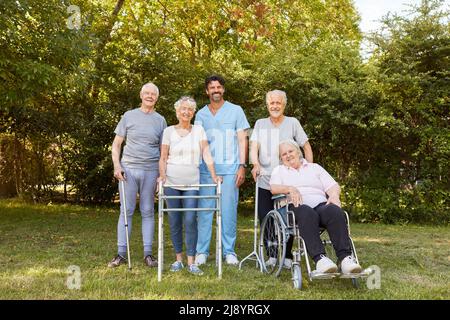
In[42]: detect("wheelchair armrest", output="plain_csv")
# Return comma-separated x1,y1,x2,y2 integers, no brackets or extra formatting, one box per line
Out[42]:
271,194,287,201
271,194,288,210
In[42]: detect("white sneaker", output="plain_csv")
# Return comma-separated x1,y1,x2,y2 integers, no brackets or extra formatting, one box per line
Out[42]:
265,257,277,267
225,254,239,266
315,255,338,273
340,256,362,274
195,253,207,266
283,258,292,269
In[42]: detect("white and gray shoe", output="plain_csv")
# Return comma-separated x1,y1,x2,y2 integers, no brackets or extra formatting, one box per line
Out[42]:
315,255,338,273
225,254,239,266
340,256,362,274
195,253,207,266
169,261,184,272
188,264,204,276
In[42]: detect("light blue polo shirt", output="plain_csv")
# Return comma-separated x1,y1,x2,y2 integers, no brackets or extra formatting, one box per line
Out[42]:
195,101,250,175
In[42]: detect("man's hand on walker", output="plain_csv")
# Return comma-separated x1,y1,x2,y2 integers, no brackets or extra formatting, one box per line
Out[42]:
114,167,125,181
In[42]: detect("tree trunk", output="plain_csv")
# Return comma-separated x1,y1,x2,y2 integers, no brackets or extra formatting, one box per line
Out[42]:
13,135,23,195
0,135,17,197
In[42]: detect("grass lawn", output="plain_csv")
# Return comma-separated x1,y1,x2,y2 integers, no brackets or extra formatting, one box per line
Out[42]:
0,198,449,300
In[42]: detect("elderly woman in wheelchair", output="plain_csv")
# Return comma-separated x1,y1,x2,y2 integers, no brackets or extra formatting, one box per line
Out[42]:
261,139,365,287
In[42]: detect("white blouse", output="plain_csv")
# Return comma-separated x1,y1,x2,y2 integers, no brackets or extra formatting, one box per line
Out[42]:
162,125,207,190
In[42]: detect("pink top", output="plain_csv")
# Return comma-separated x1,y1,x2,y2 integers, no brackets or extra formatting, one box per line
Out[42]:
269,159,338,208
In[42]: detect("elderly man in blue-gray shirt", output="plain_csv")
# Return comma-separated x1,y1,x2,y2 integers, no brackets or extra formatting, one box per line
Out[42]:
108,82,167,268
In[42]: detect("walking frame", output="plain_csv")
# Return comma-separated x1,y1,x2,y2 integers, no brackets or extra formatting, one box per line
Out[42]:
239,177,263,272
157,181,222,281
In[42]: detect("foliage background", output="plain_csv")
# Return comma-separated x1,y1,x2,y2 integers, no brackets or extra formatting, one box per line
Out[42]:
0,0,448,224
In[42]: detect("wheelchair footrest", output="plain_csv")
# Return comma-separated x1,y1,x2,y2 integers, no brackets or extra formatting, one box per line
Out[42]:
310,268,373,280
310,271,341,279
339,268,373,279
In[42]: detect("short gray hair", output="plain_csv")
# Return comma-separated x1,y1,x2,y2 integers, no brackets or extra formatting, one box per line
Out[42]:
279,139,303,159
140,82,159,96
266,90,287,106
174,96,197,111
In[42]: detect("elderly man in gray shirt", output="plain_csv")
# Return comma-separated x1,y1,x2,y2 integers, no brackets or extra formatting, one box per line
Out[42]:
108,82,167,268
250,89,313,269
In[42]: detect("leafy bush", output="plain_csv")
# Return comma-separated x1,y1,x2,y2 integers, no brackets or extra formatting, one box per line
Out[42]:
343,185,450,225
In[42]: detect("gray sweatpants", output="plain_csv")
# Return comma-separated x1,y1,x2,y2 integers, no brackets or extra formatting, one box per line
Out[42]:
117,166,158,257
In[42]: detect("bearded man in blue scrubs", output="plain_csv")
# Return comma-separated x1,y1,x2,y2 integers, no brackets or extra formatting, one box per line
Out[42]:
194,75,250,266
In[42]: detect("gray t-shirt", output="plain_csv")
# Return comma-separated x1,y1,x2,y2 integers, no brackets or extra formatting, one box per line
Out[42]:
250,116,308,190
114,108,167,170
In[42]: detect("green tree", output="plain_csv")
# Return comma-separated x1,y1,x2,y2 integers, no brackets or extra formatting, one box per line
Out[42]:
0,0,91,198
358,0,450,223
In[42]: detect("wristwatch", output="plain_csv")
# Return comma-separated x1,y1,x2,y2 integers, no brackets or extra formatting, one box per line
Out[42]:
239,163,248,168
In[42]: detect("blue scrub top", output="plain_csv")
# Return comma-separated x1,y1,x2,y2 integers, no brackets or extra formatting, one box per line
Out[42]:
195,101,250,175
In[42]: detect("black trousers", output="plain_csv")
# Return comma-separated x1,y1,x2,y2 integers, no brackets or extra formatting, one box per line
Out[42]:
291,203,352,263
258,188,293,259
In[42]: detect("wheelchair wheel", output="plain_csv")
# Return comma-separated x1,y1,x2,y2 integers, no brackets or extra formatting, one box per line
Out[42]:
259,210,286,277
291,263,302,289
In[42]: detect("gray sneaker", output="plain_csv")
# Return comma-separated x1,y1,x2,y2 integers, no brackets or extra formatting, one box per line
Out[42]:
188,264,204,276
144,255,158,267
108,255,127,268
170,261,184,272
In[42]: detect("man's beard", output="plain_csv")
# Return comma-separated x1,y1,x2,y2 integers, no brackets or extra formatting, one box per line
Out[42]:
211,93,222,102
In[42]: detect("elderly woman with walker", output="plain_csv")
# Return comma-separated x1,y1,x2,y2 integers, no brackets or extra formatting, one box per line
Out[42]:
158,96,222,276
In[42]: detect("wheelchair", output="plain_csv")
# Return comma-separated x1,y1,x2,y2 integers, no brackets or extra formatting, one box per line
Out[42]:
259,194,370,289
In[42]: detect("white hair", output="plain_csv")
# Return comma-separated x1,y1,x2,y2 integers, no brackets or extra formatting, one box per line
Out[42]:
279,139,303,159
174,96,196,111
140,82,159,96
266,90,287,106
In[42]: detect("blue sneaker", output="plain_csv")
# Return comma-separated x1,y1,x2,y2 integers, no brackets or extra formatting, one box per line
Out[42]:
170,261,184,272
188,264,204,276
